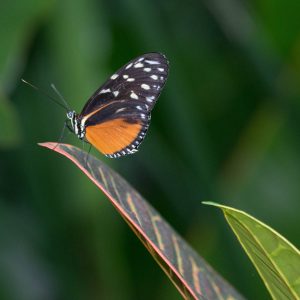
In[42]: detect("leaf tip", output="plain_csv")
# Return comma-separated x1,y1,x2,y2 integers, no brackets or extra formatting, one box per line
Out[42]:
38,142,57,149
202,201,219,206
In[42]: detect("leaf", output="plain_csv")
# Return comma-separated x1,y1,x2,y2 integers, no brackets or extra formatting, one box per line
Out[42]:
39,142,244,300
203,202,300,300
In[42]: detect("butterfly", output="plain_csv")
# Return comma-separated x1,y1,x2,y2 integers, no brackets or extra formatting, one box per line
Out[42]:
66,53,169,158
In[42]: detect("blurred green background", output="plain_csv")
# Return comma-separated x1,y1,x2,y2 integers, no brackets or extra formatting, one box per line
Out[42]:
1,0,300,299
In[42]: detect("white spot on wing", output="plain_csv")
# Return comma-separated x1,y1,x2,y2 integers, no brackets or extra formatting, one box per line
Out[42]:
123,74,129,79
113,91,119,97
158,68,164,72
130,91,139,99
126,63,133,69
127,78,135,82
143,67,151,72
134,62,144,68
111,74,118,80
141,84,150,90
138,57,144,62
136,105,142,110
145,60,160,65
129,149,138,154
99,88,111,94
150,75,158,80
146,96,155,102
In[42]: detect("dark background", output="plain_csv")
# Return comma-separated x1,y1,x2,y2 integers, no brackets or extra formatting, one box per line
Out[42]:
1,0,300,299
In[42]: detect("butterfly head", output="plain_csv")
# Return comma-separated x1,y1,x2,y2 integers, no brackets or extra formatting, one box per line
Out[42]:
66,110,85,139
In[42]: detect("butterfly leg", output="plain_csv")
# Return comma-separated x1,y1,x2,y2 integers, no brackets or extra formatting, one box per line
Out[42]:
53,120,68,150
84,143,92,169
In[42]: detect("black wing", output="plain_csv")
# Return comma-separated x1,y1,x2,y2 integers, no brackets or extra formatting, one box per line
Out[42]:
80,52,169,116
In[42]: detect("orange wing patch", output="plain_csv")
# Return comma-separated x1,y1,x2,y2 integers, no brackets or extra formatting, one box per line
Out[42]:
85,119,143,156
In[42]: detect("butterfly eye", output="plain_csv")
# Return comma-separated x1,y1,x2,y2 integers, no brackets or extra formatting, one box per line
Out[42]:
67,111,75,119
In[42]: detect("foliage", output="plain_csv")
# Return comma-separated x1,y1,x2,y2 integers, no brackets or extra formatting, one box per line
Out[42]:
205,202,300,300
1,0,300,299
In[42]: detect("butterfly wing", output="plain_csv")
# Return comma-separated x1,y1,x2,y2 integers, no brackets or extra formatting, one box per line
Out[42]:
80,52,169,115
80,52,169,157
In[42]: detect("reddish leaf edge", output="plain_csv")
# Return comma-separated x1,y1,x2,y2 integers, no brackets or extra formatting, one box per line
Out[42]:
39,142,201,300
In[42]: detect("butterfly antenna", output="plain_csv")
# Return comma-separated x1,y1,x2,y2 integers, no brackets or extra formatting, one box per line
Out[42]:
21,79,68,111
50,83,71,111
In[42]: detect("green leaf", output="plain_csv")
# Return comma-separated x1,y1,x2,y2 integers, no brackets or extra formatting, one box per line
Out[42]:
204,202,300,300
40,143,245,300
